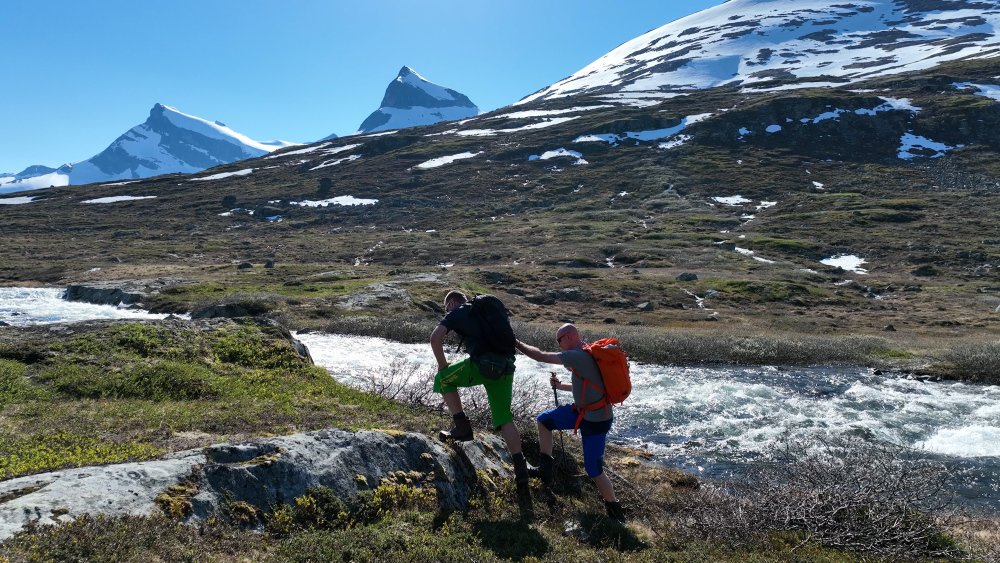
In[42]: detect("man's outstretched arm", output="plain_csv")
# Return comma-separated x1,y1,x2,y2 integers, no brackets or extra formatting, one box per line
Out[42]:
515,340,562,365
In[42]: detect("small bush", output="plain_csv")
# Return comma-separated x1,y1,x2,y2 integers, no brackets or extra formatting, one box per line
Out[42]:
211,325,305,370
937,340,1000,383
664,436,963,560
293,486,349,530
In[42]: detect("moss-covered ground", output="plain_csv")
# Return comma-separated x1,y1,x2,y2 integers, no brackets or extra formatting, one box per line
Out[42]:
0,319,437,481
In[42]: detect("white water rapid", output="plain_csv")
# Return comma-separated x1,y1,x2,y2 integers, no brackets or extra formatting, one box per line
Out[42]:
298,332,1000,510
0,287,174,326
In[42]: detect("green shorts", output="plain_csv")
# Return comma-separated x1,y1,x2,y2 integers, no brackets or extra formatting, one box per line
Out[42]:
433,357,515,429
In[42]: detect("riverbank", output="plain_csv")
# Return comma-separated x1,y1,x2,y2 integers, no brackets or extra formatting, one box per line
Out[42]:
7,253,998,380
0,318,997,561
26,268,999,384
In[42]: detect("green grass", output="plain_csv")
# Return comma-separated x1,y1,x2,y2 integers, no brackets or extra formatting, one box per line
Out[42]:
0,320,442,480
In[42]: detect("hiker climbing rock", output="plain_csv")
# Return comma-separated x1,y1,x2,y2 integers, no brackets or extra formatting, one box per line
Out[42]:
429,290,531,487
515,323,629,523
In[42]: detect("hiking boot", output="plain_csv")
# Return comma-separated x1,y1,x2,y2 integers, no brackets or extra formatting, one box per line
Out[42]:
511,452,530,485
438,413,473,442
605,500,626,523
527,454,554,485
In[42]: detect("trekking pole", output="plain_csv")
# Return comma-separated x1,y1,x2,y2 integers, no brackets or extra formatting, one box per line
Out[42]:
551,372,566,454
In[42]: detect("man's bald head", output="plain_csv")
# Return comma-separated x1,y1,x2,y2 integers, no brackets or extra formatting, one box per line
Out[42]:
556,323,581,349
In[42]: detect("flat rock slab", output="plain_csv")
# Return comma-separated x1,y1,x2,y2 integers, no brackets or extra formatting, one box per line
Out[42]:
0,429,512,540
0,450,206,541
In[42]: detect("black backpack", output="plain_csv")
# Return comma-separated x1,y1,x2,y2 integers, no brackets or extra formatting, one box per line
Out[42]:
458,294,516,357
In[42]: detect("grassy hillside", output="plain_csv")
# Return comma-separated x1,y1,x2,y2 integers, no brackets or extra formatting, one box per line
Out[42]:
1,60,999,369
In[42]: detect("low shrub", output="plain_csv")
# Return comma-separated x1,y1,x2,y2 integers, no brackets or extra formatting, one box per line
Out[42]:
211,325,306,370
663,436,963,560
936,340,1000,383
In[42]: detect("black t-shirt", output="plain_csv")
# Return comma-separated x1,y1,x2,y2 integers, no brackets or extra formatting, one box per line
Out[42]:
440,304,486,358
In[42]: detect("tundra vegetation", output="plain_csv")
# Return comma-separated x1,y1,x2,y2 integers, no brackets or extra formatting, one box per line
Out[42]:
1,321,997,562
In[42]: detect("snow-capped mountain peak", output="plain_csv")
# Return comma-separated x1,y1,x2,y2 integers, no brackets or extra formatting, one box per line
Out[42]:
519,0,1000,104
351,66,479,134
153,103,292,153
0,104,298,193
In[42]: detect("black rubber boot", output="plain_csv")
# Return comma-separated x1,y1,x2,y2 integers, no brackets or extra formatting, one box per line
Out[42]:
438,412,473,442
511,452,530,485
605,500,626,523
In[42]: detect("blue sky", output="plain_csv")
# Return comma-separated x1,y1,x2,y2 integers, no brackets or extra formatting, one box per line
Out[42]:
0,0,720,173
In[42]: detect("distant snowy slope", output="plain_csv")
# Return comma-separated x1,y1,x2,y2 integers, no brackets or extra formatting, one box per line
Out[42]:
0,104,297,192
519,0,1000,104
351,66,479,134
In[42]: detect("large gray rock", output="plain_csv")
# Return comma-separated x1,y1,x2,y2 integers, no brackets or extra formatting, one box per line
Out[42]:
0,429,512,540
64,278,192,306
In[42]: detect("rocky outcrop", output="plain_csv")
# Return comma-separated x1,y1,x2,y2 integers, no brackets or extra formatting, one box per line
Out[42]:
64,283,145,306
64,278,192,306
0,429,513,541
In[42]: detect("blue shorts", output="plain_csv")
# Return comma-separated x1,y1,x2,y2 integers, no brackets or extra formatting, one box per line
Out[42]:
536,404,613,478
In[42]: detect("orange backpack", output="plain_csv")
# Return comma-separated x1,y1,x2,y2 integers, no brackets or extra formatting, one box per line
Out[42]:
572,337,631,430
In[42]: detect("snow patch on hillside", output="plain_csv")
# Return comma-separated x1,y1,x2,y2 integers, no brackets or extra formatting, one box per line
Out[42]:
191,168,254,181
82,196,157,204
712,195,751,205
456,116,580,137
416,151,483,169
898,133,961,159
573,113,711,146
0,196,37,205
822,254,868,274
291,196,378,207
953,82,1000,102
490,106,612,120
309,155,361,171
529,149,588,165
266,143,332,159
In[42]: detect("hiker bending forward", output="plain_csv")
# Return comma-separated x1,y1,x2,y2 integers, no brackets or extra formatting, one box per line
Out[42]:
515,323,624,522
430,290,530,484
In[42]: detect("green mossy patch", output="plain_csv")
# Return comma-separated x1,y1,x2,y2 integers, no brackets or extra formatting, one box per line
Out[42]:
0,320,441,481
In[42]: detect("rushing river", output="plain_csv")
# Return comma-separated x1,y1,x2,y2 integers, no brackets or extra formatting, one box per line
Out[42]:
297,332,1000,511
2,288,997,510
0,287,174,325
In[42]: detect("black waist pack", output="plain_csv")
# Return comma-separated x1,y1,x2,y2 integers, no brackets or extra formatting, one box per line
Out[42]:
475,353,515,380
